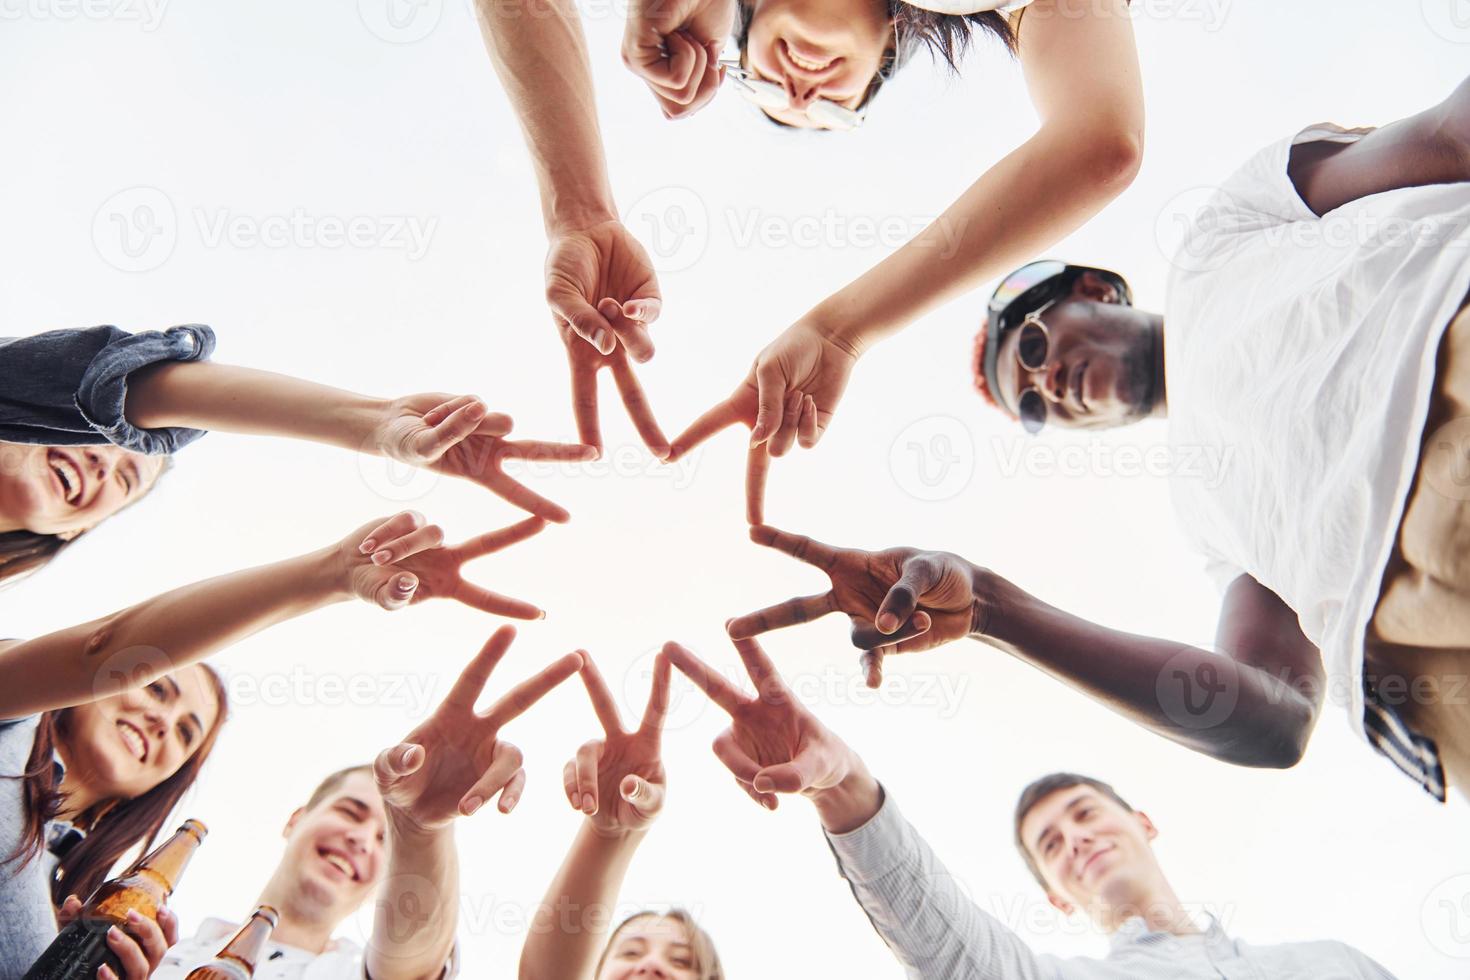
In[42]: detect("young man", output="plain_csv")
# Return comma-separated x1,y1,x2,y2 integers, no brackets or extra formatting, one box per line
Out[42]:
152,628,581,979
666,635,1399,977
726,76,1470,804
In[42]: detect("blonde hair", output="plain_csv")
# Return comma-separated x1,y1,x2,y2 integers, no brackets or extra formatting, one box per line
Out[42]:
594,909,723,980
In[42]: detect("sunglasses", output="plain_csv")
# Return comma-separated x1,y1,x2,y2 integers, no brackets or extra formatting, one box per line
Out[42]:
1011,297,1059,435
718,60,866,131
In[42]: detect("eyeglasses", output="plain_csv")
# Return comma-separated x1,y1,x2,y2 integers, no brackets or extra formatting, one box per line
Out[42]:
719,60,866,131
1011,298,1058,435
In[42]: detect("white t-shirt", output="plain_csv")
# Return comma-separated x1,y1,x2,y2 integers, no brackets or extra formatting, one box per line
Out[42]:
156,919,368,980
1164,124,1470,748
899,0,1032,16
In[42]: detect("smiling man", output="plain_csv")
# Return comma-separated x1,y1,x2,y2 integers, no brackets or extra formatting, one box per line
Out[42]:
968,75,1470,803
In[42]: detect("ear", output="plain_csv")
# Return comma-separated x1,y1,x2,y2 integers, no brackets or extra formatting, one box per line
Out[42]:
283,806,306,839
1047,892,1075,916
1071,271,1121,304
1134,810,1159,842
56,527,88,542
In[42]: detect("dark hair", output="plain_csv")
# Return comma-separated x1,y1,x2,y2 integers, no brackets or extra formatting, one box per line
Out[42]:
0,452,175,590
304,764,374,811
1013,772,1134,888
594,909,724,980
6,664,230,905
734,0,1017,123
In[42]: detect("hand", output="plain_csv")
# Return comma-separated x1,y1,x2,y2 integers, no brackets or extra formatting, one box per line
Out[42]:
373,393,596,523
546,221,671,459
621,0,735,119
58,896,178,980
339,511,549,618
663,636,859,812
728,525,982,687
666,320,859,523
376,626,583,832
564,652,671,837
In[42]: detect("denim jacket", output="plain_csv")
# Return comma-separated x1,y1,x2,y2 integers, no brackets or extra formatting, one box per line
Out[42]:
0,324,216,455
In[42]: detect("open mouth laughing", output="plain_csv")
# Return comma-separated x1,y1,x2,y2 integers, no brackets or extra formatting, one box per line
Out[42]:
317,848,362,883
116,718,149,763
47,448,85,506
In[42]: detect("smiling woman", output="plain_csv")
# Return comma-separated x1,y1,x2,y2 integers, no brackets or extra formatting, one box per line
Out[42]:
0,663,229,977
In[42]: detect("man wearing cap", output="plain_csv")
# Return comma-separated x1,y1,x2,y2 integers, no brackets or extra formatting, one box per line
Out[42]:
963,76,1470,801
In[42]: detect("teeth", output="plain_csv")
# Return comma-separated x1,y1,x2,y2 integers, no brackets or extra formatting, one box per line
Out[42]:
322,853,354,879
117,721,146,762
51,454,82,504
789,51,829,71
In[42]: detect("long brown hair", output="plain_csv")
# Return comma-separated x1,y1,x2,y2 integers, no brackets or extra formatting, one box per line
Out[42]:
0,530,75,589
5,665,230,904
594,909,724,980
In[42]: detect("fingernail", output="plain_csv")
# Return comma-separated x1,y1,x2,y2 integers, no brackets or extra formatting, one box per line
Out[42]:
359,539,376,554
467,402,485,420
762,798,775,811
753,777,773,793
877,613,898,633
371,549,391,565
126,910,140,923
592,329,609,351
462,796,483,816
108,926,121,941
583,794,595,813
500,796,518,814
397,575,415,591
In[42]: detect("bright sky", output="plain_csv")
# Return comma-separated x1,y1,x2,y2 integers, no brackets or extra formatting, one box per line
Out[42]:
2,0,1469,975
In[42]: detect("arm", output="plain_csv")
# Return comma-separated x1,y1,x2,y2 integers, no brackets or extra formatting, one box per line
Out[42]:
370,628,584,980
0,511,496,717
1288,74,1470,216
520,655,670,980
819,0,1143,352
979,571,1324,768
818,774,1052,980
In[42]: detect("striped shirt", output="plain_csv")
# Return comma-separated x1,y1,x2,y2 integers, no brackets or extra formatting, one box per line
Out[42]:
824,791,1398,979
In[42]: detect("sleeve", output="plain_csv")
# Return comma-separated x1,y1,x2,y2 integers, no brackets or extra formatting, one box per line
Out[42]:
0,324,215,455
824,790,1060,980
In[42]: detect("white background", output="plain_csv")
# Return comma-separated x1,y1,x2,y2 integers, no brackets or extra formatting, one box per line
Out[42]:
2,0,1469,975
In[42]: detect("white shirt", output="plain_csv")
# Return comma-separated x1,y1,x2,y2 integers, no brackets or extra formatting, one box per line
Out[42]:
156,919,369,980
899,0,1032,16
1164,124,1470,756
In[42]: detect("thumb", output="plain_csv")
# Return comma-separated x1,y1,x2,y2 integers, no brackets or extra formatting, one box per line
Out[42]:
377,572,418,611
621,774,666,815
752,759,813,795
876,558,940,634
375,743,425,788
549,287,617,355
750,360,787,446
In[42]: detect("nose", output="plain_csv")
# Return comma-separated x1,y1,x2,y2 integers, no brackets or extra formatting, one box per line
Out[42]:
343,826,373,853
140,703,171,743
1039,359,1066,404
633,958,670,978
85,448,113,482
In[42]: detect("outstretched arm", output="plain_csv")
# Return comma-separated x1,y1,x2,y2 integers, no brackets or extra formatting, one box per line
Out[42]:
1289,74,1470,216
0,512,546,717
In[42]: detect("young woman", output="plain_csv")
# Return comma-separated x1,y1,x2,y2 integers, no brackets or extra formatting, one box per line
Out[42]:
0,324,593,586
0,508,547,719
519,652,725,980
1,663,229,978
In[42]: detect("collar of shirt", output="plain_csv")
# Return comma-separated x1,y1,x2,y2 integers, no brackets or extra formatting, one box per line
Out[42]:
1110,913,1225,951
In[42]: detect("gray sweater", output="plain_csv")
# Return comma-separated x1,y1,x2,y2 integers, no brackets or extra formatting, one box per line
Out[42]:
0,716,62,979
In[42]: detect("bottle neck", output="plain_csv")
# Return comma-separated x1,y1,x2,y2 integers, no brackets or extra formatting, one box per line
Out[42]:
214,909,277,972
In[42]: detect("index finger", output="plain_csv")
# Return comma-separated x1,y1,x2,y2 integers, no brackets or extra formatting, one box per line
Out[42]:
663,641,747,715
745,443,769,525
444,626,517,712
639,650,673,734
609,355,671,459
667,395,750,462
485,651,585,727
453,516,547,562
577,653,625,734
729,634,782,695
748,524,841,572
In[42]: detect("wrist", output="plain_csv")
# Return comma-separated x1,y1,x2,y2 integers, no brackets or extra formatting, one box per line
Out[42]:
584,820,649,847
804,298,873,359
545,200,618,237
306,544,356,603
387,806,453,849
970,565,1021,641
810,762,882,835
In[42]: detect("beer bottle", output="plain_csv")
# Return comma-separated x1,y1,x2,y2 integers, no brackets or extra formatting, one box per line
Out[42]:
23,818,208,980
184,905,279,980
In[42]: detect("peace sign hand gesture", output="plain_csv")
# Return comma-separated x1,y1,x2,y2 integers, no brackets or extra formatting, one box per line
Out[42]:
564,653,672,838
373,393,596,523
663,636,857,812
376,626,583,831
728,525,984,687
341,511,550,618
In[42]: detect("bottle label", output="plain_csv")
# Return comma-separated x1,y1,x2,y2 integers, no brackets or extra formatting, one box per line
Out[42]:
21,919,121,980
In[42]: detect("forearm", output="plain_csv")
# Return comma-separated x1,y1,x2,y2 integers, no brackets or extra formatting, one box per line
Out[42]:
974,571,1314,767
0,547,348,717
519,823,644,980
368,817,460,980
819,123,1140,354
473,0,616,232
125,361,387,453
